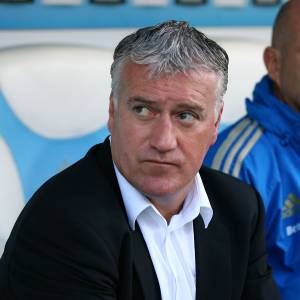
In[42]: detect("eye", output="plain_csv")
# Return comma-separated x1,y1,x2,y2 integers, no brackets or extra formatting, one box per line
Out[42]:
178,112,197,123
133,105,151,117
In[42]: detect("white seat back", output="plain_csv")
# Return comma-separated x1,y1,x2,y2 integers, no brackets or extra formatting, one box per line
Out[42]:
0,44,113,256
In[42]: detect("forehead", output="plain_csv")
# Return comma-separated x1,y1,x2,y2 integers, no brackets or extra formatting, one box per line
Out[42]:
119,61,219,103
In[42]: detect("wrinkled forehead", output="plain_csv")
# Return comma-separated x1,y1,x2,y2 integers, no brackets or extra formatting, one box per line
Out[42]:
116,60,222,106
148,63,218,82
120,60,219,84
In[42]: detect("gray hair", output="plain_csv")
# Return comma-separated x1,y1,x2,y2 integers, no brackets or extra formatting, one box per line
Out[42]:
110,20,229,114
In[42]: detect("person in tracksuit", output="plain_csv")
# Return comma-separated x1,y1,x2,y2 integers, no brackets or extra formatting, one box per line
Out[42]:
204,1,300,300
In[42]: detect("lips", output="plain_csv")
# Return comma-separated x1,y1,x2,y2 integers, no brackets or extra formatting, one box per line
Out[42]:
142,159,179,166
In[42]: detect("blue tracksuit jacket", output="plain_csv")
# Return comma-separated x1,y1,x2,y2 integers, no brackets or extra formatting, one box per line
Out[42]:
205,75,300,300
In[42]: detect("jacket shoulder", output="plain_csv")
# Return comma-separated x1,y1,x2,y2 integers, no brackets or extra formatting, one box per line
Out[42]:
200,166,262,223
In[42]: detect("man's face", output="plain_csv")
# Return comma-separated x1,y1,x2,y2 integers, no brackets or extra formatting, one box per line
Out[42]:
108,62,222,200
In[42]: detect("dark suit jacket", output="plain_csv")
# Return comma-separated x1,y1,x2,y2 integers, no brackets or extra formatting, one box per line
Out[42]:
0,138,280,300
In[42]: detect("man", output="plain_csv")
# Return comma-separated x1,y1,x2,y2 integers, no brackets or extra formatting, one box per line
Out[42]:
0,21,280,299
204,1,300,300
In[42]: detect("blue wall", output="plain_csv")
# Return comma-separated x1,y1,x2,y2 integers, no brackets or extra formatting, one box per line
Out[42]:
0,0,281,29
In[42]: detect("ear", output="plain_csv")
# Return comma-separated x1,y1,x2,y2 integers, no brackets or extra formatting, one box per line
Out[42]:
210,101,224,146
263,46,281,86
107,93,115,133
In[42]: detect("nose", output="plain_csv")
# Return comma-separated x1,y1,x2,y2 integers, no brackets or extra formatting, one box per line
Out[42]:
149,115,177,153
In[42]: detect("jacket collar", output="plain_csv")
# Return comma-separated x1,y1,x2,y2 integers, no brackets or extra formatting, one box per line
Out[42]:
246,75,300,148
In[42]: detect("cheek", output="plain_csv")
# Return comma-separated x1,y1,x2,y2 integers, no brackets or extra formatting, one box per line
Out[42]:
184,136,208,161
119,124,147,158
186,128,216,160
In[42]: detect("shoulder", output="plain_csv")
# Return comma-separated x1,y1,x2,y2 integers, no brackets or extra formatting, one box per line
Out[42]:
14,141,127,241
205,116,270,178
1,143,130,297
200,165,256,199
3,141,129,270
200,166,262,223
28,143,110,210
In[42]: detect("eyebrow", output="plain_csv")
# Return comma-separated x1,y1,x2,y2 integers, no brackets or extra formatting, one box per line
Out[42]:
175,103,205,113
127,97,156,106
127,97,205,112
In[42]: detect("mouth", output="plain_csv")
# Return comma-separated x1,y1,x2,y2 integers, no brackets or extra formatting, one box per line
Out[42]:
143,160,178,166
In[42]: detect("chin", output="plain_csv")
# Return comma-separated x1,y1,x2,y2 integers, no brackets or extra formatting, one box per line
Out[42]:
138,180,181,199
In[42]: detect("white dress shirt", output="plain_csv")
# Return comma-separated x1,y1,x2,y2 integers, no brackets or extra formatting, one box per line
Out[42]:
114,164,213,300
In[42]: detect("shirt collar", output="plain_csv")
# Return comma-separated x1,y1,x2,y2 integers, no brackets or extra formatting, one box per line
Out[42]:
113,163,213,230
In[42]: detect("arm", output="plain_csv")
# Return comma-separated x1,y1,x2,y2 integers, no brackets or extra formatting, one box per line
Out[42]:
7,208,119,300
0,173,134,300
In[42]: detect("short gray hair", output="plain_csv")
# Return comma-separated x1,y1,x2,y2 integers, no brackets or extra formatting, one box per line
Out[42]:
110,20,229,113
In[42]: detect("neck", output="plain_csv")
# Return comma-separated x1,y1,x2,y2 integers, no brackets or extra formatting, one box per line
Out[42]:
147,181,193,223
273,83,300,114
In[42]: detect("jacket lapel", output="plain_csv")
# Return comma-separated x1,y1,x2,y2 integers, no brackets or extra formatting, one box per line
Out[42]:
194,214,232,300
96,139,161,299
132,224,161,300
